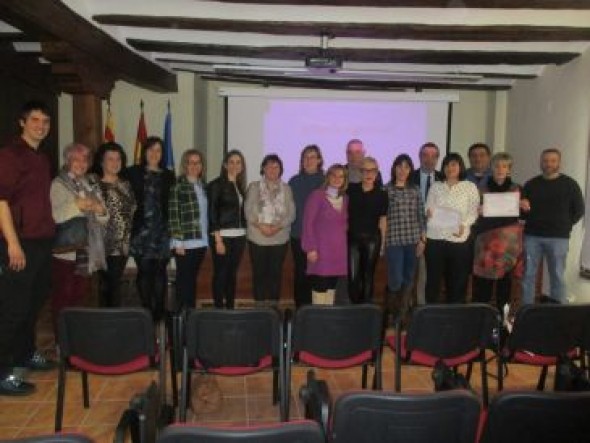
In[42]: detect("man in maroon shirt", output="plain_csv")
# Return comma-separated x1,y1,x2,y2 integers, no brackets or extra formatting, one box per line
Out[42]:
0,101,56,395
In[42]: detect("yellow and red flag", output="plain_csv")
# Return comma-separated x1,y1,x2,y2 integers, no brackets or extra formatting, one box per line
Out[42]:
134,100,147,165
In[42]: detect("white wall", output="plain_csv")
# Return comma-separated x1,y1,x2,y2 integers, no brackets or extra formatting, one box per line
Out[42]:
58,72,197,175
506,47,590,302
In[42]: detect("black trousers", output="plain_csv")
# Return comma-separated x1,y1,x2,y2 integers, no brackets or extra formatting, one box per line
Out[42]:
99,255,129,307
471,274,512,312
0,239,52,377
425,238,471,304
290,237,312,308
173,247,207,310
211,236,245,309
249,241,288,303
348,233,381,303
134,256,168,322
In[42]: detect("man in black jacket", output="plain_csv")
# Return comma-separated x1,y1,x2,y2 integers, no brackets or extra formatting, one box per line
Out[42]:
410,142,443,305
520,148,585,305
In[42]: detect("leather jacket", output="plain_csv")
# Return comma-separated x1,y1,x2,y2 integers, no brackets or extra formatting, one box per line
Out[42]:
207,176,246,232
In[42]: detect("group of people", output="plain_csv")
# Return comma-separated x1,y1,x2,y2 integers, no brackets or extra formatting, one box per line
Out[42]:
0,101,585,396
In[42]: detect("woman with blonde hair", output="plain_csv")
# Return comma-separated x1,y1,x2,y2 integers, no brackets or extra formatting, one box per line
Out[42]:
169,149,208,311
302,164,348,305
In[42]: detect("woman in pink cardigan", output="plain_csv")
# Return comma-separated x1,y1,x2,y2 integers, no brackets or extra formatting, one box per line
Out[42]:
302,164,348,305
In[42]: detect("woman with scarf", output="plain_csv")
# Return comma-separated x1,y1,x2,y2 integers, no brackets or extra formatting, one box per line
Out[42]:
302,164,349,305
50,143,108,331
245,154,295,308
472,152,522,312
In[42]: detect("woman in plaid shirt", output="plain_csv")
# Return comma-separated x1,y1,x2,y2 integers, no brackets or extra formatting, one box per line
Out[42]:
384,154,426,319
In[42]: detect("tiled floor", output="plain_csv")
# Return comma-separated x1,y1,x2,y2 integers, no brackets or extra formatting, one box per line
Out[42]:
0,303,551,443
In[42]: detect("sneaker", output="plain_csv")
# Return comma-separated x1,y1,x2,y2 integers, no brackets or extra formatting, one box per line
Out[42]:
0,374,36,396
26,351,57,371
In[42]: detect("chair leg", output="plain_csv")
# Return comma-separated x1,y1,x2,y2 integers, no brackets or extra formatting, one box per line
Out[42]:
361,364,368,389
55,361,66,432
82,371,90,408
272,368,279,405
179,349,189,422
537,365,548,390
394,322,402,392
465,362,473,381
480,356,489,407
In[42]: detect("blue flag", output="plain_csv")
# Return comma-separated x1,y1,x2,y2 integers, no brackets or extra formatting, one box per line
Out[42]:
163,103,175,171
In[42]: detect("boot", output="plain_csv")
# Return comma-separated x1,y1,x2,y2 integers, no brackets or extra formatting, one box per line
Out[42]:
384,287,402,328
398,286,414,329
325,289,335,306
312,291,328,305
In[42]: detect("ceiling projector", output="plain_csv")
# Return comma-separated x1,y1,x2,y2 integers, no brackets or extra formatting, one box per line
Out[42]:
305,56,342,70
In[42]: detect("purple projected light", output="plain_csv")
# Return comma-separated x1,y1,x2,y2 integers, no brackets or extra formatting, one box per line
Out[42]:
263,99,427,183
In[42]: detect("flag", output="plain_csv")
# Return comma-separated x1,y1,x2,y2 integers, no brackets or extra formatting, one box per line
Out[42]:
103,105,115,142
163,100,175,171
134,101,147,165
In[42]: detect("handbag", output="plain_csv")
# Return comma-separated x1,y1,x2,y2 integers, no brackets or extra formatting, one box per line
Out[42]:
53,216,88,253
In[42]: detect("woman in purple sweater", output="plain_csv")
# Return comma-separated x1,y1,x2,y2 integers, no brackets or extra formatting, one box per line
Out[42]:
302,164,348,305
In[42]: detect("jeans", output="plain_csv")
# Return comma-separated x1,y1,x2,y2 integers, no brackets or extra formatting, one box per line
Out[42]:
134,256,169,322
99,255,129,307
521,235,569,305
385,244,417,292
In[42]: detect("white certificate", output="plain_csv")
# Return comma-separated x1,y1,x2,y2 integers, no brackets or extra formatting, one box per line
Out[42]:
430,206,461,230
482,192,520,217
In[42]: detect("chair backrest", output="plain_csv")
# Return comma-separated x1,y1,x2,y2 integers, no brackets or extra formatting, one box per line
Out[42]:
58,308,156,369
331,390,481,443
291,305,383,362
7,434,94,443
507,304,590,357
405,304,499,359
481,391,590,443
156,421,324,443
185,308,281,368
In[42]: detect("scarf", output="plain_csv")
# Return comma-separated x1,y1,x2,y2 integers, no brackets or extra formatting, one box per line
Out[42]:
57,171,107,275
257,178,286,224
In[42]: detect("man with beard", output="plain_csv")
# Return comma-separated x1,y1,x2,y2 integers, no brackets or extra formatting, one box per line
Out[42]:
520,148,584,305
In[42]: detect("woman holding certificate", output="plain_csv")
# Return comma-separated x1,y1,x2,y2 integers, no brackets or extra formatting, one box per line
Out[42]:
425,153,479,303
472,152,522,311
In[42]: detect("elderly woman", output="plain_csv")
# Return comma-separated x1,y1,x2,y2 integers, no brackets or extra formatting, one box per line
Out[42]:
245,154,295,308
127,136,175,322
288,144,325,308
50,142,108,329
169,149,208,311
302,164,348,305
94,142,136,307
425,153,479,304
347,157,388,303
472,152,522,312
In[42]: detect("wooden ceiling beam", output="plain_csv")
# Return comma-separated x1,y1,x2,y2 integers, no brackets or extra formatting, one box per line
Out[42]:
211,0,590,8
0,0,177,93
128,40,579,65
0,42,56,92
95,15,590,42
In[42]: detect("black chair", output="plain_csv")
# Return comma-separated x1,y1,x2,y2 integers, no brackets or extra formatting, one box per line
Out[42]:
480,391,590,443
179,308,285,422
330,390,481,443
6,435,94,443
386,303,501,405
500,304,590,391
55,308,165,432
284,304,383,420
156,421,324,443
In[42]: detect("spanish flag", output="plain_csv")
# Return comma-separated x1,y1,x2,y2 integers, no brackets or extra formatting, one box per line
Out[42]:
103,106,115,142
133,100,147,165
